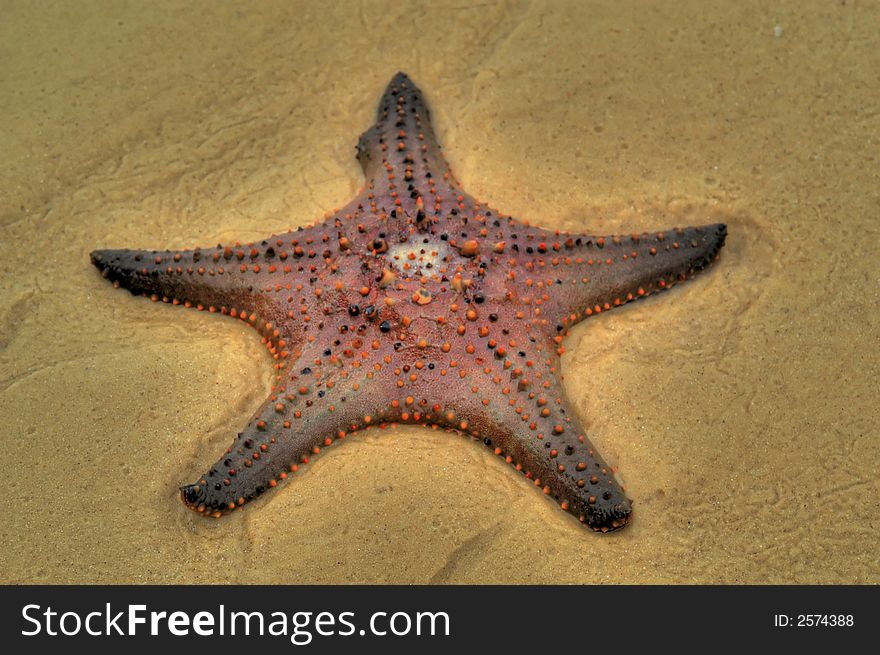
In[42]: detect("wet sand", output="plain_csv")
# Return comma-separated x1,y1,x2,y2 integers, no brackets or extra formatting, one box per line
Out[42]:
1,1,877,583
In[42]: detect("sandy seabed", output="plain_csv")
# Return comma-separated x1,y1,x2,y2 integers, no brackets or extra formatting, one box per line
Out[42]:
1,1,877,584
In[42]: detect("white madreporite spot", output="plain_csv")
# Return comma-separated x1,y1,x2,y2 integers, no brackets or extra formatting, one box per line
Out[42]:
387,240,452,278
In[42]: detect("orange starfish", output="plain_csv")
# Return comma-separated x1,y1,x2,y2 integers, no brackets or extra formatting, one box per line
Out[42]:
92,73,726,531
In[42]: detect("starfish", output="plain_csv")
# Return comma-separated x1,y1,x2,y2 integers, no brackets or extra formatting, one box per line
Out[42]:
91,72,726,532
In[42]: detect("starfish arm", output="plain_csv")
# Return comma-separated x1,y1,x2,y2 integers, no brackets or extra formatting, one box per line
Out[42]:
356,72,455,196
89,232,351,348
90,244,280,316
439,347,631,531
538,223,727,328
180,344,396,516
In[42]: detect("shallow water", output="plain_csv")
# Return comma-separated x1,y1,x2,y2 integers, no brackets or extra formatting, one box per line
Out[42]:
1,1,877,583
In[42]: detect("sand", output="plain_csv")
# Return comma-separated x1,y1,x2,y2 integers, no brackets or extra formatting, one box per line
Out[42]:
1,0,877,584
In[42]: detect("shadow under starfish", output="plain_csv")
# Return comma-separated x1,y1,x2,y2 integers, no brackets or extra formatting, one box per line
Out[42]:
91,72,726,532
